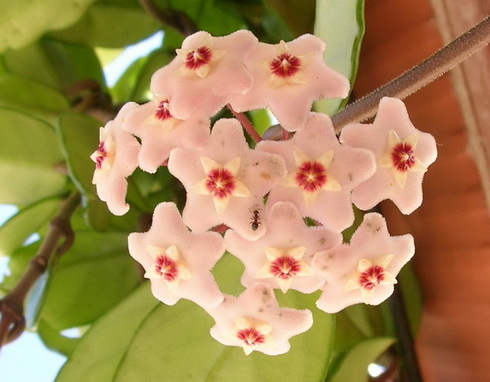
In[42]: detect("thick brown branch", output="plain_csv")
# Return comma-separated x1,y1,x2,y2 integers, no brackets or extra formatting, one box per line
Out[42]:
332,15,490,132
0,192,80,347
139,0,197,36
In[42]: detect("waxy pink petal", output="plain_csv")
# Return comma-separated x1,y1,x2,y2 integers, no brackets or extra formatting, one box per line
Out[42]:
128,202,225,309
90,102,140,215
225,201,341,293
151,30,257,120
340,97,438,214
312,213,415,313
257,112,376,232
208,283,313,355
122,96,210,173
229,34,349,131
168,118,287,240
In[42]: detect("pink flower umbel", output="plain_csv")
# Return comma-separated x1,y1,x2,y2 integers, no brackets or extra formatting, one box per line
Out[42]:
340,97,438,214
228,35,349,131
168,118,287,240
128,202,225,309
257,112,376,232
225,202,341,293
123,96,210,173
151,30,257,119
208,283,313,355
312,213,415,313
90,102,140,215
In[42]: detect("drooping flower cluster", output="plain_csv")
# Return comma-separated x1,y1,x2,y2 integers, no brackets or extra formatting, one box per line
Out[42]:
91,30,437,355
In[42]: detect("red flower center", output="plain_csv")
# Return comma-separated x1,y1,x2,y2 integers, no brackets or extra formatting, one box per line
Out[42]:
205,168,236,199
185,46,212,70
270,53,301,78
154,255,179,282
269,256,302,280
359,265,385,290
295,161,327,192
155,100,172,120
237,328,265,346
94,142,107,169
391,143,415,172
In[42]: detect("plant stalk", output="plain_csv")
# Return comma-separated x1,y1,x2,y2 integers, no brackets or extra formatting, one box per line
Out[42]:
332,15,490,131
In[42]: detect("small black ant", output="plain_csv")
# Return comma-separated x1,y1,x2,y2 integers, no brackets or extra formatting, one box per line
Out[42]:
250,208,261,231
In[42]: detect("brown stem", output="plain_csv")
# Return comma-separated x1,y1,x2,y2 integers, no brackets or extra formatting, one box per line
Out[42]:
138,0,197,36
332,15,490,132
227,104,263,143
0,192,80,347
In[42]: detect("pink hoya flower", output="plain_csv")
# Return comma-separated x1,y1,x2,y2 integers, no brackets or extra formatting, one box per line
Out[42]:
151,30,258,120
225,201,341,294
90,102,140,215
312,213,415,313
228,35,349,131
208,283,313,355
340,97,438,214
122,95,210,173
168,118,287,240
128,202,225,309
257,112,376,232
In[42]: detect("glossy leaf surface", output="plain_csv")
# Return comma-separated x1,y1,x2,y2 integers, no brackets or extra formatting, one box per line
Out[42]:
0,197,61,256
314,0,365,115
40,230,140,331
0,0,96,53
0,107,66,204
57,254,335,381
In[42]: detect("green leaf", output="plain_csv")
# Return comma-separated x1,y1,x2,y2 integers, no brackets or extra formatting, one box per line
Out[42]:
248,109,272,136
56,283,159,382
397,264,423,335
2,38,105,91
56,111,114,230
58,251,335,381
56,112,100,198
198,1,246,36
0,107,66,205
342,304,375,338
40,39,106,88
0,73,70,115
329,337,395,382
50,3,160,48
111,49,172,104
25,270,51,329
38,319,80,356
314,0,365,115
0,197,61,257
0,0,97,53
40,230,140,330
263,0,316,36
165,0,245,36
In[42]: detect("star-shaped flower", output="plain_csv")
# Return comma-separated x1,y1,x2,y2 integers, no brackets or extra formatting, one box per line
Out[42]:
168,118,287,240
128,202,225,309
90,102,140,215
257,112,376,232
207,283,313,355
151,30,258,120
122,95,210,173
228,35,349,131
340,97,438,214
225,201,341,293
312,213,415,313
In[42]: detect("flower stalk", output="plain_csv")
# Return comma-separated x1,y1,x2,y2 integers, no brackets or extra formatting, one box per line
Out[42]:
332,15,490,132
0,192,80,348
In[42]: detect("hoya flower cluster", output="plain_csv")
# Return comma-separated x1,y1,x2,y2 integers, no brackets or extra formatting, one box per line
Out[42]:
91,30,437,356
